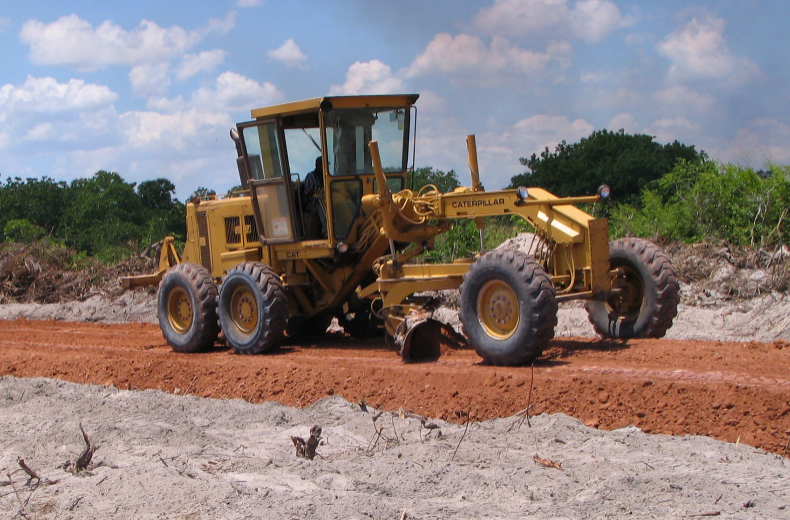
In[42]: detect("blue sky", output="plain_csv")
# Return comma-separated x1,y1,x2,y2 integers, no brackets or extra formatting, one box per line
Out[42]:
1,0,789,200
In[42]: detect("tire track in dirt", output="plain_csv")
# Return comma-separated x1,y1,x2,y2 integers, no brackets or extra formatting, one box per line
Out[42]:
2,318,789,456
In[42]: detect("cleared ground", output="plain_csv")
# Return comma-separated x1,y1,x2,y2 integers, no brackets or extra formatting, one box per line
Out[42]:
2,319,789,455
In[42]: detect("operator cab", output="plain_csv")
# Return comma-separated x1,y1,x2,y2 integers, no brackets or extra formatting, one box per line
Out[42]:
232,95,418,249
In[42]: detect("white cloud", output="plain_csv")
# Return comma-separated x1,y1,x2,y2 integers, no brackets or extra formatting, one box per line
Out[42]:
20,14,203,70
643,117,700,144
653,86,715,114
722,118,790,165
607,113,637,133
501,114,594,151
237,0,262,7
205,11,236,36
0,76,120,151
129,63,171,97
473,0,632,43
24,122,57,142
121,109,232,150
0,16,11,32
329,60,404,95
657,15,760,87
268,39,308,69
407,33,571,82
190,71,283,112
0,75,118,114
176,50,227,80
580,70,611,83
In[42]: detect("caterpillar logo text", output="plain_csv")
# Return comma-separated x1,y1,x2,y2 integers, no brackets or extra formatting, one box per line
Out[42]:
451,198,506,209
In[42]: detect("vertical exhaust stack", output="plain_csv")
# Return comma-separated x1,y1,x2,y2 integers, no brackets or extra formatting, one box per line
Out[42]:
467,135,487,252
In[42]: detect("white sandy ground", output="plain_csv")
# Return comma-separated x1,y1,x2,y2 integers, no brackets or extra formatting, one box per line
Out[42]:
1,376,789,519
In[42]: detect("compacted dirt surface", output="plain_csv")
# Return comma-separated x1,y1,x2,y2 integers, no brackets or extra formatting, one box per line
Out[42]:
2,319,789,456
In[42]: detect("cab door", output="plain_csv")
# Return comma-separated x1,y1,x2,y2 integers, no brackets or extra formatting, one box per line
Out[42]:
238,119,297,245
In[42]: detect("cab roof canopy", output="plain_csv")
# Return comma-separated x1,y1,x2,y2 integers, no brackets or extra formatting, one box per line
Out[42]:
251,94,419,120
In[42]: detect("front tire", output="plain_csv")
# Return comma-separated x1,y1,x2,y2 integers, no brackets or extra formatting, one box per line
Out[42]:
585,238,679,339
218,262,287,355
459,250,557,366
157,263,220,353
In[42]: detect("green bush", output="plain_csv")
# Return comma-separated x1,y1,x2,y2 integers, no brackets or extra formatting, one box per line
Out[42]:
424,216,533,263
610,161,790,247
3,219,47,243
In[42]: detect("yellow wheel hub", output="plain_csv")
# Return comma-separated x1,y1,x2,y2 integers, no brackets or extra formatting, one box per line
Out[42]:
167,287,193,334
230,286,258,334
477,280,520,339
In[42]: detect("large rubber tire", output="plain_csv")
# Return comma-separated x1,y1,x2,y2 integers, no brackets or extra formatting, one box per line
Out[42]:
157,263,220,353
218,262,287,355
585,237,679,339
459,250,557,366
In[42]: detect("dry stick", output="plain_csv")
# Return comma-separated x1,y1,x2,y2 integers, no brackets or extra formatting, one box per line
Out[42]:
6,471,32,519
399,510,407,520
783,431,790,458
17,458,41,481
451,411,471,462
508,362,536,433
76,423,96,472
183,376,197,396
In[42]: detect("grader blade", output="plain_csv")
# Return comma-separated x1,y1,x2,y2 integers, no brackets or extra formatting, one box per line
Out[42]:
394,310,467,363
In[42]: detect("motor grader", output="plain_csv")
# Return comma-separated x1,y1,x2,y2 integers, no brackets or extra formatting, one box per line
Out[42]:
121,94,679,366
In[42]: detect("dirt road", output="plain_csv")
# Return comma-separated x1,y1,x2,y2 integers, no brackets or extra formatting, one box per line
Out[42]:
2,318,789,455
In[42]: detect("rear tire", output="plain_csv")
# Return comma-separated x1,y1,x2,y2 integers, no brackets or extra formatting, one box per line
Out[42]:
157,263,219,353
459,250,557,366
585,238,679,339
218,262,287,354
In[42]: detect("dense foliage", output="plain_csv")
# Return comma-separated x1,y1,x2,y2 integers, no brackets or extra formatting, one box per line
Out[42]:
610,161,790,247
0,171,185,263
508,129,703,204
407,166,461,194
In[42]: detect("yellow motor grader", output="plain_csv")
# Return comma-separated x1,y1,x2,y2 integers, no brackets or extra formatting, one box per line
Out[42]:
121,94,679,366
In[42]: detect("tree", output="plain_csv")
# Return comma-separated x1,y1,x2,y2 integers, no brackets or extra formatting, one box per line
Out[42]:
137,178,186,244
137,178,176,210
0,176,68,237
62,171,147,254
407,167,460,194
508,130,703,204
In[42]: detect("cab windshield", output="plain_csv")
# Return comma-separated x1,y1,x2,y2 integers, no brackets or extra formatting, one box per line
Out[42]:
324,107,409,176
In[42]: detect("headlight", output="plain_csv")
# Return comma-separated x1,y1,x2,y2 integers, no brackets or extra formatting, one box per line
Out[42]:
597,185,611,199
336,242,349,253
515,186,529,200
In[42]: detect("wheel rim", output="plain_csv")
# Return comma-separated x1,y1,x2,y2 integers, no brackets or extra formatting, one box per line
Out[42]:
477,279,520,340
229,285,258,334
606,265,644,322
167,287,193,334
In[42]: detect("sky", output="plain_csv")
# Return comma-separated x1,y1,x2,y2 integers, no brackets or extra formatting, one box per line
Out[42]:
1,0,789,200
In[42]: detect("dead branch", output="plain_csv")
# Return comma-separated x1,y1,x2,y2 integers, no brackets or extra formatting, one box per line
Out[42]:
6,471,32,519
17,458,40,481
75,423,97,472
291,425,321,460
183,376,197,396
688,512,721,517
533,454,563,471
452,410,471,461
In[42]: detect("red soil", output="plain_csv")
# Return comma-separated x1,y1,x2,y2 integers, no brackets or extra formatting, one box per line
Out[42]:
2,319,789,455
